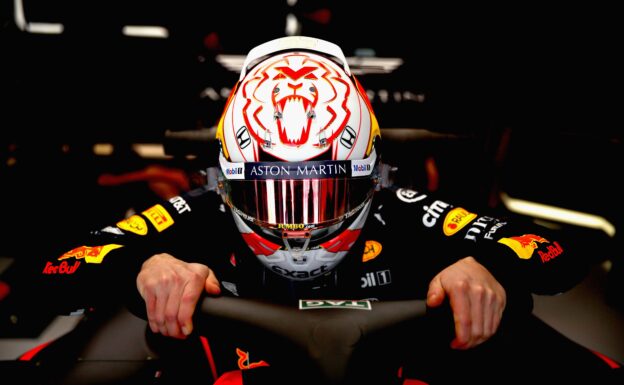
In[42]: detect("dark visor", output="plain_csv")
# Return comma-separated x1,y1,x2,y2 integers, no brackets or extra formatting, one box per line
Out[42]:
223,177,375,229
219,150,378,229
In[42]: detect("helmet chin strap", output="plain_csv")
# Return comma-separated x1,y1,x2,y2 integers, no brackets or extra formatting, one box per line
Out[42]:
282,230,312,264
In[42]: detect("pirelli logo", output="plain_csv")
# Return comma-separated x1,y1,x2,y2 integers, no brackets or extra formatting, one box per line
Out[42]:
142,204,174,232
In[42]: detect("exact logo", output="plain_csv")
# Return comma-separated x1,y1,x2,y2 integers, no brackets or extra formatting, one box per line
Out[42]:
272,265,328,279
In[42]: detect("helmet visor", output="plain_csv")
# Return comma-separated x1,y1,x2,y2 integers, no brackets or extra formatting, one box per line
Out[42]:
224,177,375,229
218,149,378,229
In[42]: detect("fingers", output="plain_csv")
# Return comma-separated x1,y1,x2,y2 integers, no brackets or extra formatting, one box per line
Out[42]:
451,284,503,349
150,275,182,338
468,285,486,348
163,278,185,338
204,268,221,295
483,290,496,341
426,274,445,308
430,257,507,350
176,265,213,337
142,285,159,334
448,280,471,349
137,273,169,335
136,254,220,340
451,282,501,349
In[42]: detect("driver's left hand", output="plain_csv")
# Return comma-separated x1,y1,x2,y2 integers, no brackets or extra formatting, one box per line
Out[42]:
426,256,506,350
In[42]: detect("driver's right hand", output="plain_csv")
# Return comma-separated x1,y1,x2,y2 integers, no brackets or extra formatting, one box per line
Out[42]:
137,253,221,339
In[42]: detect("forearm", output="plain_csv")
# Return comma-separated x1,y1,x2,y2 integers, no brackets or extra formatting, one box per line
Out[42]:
23,187,218,314
386,187,589,295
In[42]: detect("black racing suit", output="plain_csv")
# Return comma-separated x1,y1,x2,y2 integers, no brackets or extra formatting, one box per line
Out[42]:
28,183,619,384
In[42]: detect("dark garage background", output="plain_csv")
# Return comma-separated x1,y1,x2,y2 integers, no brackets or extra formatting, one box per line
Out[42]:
0,0,622,371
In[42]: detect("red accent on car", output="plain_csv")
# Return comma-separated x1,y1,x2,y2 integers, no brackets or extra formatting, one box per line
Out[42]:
0,281,10,301
18,340,54,361
303,9,332,24
230,253,237,267
199,335,219,380
213,370,243,385
403,379,430,385
591,350,621,369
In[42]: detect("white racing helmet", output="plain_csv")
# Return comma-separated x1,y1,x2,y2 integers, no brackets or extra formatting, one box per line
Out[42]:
216,36,381,280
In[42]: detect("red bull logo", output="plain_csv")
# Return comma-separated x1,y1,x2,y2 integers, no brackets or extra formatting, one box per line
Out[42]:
57,244,123,264
236,348,269,370
42,260,80,274
538,241,564,263
498,234,549,260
